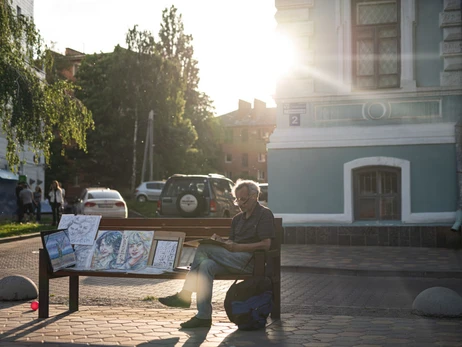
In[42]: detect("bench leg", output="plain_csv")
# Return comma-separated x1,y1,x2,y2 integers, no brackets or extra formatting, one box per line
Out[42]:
38,249,50,319
271,278,281,320
271,256,281,320
69,275,79,312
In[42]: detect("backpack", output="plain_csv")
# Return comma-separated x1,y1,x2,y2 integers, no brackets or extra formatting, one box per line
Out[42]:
224,276,273,330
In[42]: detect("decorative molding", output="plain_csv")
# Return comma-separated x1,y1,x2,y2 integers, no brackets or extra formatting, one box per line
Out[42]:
444,56,462,71
441,71,462,86
444,27,462,41
267,122,456,149
439,11,462,27
275,87,462,103
275,0,314,10
275,8,310,22
444,0,461,11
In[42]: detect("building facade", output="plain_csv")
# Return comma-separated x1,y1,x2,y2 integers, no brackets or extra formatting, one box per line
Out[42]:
0,0,45,218
268,0,461,245
219,99,276,182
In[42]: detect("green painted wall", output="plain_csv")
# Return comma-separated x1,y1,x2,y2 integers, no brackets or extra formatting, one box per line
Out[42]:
268,144,456,214
415,0,444,87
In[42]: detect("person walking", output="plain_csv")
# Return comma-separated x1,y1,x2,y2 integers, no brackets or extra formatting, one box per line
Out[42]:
19,184,34,222
158,179,275,328
49,180,64,226
15,181,24,223
33,186,42,222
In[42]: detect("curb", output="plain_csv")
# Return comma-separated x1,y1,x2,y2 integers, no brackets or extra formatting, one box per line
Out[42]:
282,265,462,279
0,232,41,244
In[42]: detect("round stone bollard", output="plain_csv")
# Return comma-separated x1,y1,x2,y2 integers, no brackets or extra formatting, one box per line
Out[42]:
0,275,38,301
412,286,462,318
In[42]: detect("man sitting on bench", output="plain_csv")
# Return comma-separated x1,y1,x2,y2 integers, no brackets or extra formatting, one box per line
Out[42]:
158,179,275,328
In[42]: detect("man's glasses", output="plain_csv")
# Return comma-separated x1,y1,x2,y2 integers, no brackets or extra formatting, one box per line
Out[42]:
234,194,254,205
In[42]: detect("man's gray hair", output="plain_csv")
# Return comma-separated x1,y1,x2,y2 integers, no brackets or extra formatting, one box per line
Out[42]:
232,179,260,197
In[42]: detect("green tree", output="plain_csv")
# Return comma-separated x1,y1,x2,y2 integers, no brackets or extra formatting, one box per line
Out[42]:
157,6,222,174
0,0,93,169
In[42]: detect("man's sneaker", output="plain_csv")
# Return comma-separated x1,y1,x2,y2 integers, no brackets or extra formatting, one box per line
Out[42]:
158,293,191,308
180,317,212,329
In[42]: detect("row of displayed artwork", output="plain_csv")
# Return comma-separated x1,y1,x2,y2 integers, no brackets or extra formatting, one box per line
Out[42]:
41,215,185,273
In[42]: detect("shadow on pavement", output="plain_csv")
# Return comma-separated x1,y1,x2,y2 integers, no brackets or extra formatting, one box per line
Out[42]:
0,311,73,342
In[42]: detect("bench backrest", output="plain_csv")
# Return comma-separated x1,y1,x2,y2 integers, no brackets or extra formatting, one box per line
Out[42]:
99,217,283,250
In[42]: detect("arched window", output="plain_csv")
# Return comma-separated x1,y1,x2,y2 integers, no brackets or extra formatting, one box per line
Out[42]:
353,166,401,220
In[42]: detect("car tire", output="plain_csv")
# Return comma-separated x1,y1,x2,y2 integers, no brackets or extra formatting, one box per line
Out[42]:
176,191,203,217
137,195,147,203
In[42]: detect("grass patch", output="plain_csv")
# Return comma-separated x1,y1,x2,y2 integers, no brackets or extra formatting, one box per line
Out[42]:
0,219,56,239
126,199,158,218
142,296,157,301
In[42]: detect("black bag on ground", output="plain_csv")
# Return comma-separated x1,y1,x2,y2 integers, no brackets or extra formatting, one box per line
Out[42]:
224,276,273,330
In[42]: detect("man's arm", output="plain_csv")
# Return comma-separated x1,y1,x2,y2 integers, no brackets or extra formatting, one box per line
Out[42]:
223,238,271,253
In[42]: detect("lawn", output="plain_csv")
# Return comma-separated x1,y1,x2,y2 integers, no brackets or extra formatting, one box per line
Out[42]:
125,199,158,218
0,200,156,239
0,219,55,239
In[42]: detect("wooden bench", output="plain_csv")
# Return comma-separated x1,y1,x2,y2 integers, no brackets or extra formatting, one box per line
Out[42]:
38,217,282,320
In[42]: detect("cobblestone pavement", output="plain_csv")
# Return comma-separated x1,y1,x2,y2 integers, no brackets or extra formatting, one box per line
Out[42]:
1,236,462,346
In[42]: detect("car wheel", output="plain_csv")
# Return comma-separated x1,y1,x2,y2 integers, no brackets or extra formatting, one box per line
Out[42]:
137,195,147,203
176,191,203,217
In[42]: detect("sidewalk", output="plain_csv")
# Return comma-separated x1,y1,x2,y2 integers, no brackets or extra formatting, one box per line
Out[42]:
1,235,462,346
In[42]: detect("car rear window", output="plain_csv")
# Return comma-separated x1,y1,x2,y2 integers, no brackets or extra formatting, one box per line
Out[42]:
163,178,209,197
87,191,121,200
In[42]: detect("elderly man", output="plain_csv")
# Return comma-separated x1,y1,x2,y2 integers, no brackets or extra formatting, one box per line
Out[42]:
158,179,275,328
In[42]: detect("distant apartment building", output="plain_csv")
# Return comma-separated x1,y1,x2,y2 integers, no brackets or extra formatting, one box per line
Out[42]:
51,48,85,81
218,99,276,182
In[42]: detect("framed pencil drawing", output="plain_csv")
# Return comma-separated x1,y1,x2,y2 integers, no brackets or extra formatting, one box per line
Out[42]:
41,229,76,272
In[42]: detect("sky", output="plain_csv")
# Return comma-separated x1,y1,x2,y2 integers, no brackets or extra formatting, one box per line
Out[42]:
33,0,285,116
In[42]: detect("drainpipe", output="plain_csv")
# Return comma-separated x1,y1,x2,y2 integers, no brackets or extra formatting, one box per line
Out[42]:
451,120,462,231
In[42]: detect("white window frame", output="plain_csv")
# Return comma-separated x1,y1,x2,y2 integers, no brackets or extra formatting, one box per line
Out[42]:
257,170,266,181
225,154,232,163
336,0,416,92
258,153,266,163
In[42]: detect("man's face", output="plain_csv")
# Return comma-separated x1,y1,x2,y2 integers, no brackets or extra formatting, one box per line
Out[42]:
235,186,257,213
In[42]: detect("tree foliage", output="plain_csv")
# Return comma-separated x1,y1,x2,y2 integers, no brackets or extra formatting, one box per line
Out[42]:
71,6,221,191
0,0,93,170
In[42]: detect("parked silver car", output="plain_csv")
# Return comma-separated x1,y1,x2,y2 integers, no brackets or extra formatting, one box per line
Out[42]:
134,181,165,202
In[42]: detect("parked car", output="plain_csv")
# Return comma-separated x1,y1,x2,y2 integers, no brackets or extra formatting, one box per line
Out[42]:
134,181,165,202
74,187,127,218
258,183,268,207
157,174,240,218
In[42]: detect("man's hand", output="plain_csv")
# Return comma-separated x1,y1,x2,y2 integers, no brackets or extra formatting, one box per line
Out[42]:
210,234,224,242
223,240,238,252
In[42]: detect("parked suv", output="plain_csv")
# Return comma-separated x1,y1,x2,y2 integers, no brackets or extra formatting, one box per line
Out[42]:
157,174,239,218
134,181,165,202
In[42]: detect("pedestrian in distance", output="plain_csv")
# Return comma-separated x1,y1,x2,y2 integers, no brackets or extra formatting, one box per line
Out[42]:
33,186,42,222
19,184,34,223
48,180,64,226
158,179,275,329
15,181,24,223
